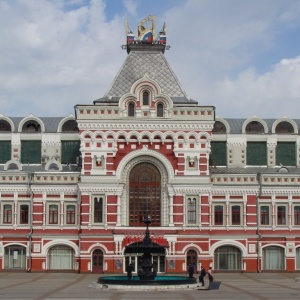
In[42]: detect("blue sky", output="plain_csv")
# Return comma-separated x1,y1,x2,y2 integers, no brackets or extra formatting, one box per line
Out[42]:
0,0,300,118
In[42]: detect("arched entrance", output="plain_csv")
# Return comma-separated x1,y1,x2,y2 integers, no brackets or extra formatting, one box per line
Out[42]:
263,246,284,270
186,249,198,272
47,245,75,270
129,163,161,226
92,249,104,273
4,245,26,269
214,245,242,270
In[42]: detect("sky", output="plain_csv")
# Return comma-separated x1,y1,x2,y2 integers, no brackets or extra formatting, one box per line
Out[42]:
0,0,300,119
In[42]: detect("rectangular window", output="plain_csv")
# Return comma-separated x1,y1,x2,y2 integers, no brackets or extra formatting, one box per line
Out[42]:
187,197,197,224
210,141,227,166
294,206,300,225
94,196,103,223
276,142,296,166
49,204,58,224
61,141,81,164
231,205,241,225
20,204,29,224
66,205,76,224
214,205,223,225
21,141,41,164
247,142,267,165
0,141,11,164
260,206,269,225
3,204,12,224
277,206,286,225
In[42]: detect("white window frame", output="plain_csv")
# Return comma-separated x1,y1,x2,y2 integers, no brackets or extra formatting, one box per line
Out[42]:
212,203,225,226
230,203,243,226
259,204,271,226
1,202,13,225
92,195,105,225
276,204,288,226
47,202,60,225
186,196,198,225
293,205,300,226
64,202,77,225
18,202,30,226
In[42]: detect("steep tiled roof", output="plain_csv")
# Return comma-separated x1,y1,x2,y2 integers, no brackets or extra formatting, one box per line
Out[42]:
97,50,197,104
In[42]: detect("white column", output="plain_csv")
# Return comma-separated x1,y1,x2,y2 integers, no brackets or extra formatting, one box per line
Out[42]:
116,194,121,226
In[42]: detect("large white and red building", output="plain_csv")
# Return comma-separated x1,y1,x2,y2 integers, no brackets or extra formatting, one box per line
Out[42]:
0,17,300,274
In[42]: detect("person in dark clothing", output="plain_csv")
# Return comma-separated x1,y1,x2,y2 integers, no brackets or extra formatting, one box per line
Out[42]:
208,266,214,283
126,263,133,280
199,266,206,286
188,263,194,278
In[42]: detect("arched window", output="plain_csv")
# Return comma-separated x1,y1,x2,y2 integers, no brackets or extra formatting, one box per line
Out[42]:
143,91,149,105
128,102,135,117
47,245,75,270
0,120,11,132
214,246,242,270
157,103,164,117
62,120,79,132
22,120,41,132
275,121,294,134
263,246,284,270
245,121,264,134
212,121,226,134
4,245,26,269
129,163,161,226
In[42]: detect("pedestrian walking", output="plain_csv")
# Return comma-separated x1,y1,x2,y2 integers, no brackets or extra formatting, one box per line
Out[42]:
208,266,214,283
199,266,206,286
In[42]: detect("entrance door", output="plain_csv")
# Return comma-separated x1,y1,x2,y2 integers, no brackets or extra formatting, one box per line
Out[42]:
92,249,103,273
187,249,197,272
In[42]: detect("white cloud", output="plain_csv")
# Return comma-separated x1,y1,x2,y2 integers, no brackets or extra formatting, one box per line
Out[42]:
0,0,126,116
123,0,138,17
210,57,300,118
0,0,299,119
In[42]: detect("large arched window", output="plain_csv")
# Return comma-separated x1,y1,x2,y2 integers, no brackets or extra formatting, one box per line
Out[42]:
47,245,75,270
245,121,264,134
275,121,294,134
263,246,284,270
129,163,161,226
0,120,11,132
62,120,79,132
212,121,226,134
22,120,41,132
128,102,135,117
214,245,242,270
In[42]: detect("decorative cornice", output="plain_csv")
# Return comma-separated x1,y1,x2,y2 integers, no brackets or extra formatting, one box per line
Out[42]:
79,122,213,131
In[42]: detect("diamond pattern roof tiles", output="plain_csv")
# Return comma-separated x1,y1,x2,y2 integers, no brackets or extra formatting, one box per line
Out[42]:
103,51,189,101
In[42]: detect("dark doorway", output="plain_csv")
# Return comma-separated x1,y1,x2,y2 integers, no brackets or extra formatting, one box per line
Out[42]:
92,249,103,273
187,249,198,272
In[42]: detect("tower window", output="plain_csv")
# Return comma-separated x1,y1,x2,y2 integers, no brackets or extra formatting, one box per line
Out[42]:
143,91,149,105
157,103,164,117
128,102,135,117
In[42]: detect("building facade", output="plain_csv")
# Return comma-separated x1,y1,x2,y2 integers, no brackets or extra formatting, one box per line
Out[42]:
0,17,300,273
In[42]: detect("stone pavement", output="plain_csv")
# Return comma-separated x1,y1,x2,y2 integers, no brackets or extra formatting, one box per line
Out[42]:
0,272,299,299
